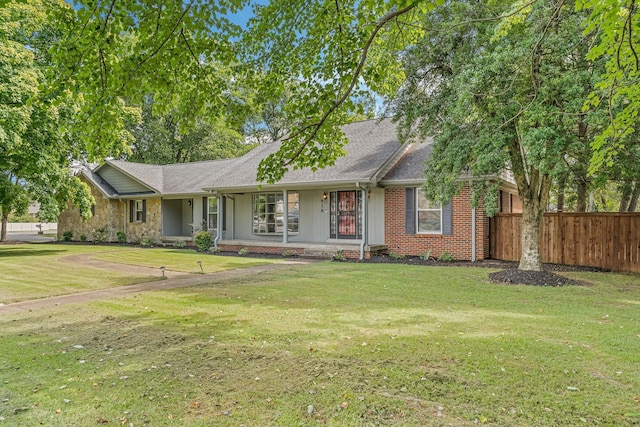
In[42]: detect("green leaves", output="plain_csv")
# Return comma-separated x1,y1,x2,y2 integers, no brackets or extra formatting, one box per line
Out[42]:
577,0,640,174
241,0,429,182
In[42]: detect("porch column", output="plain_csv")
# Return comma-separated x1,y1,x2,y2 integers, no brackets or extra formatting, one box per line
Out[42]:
214,194,222,248
282,190,288,244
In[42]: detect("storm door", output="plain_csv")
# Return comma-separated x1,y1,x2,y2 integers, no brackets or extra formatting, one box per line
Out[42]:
329,190,362,239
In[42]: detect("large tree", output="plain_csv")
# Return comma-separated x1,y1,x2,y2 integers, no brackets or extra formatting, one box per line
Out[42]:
0,0,93,241
391,0,604,270
126,98,255,165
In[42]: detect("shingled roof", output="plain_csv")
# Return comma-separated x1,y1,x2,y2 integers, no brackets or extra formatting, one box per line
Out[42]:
88,118,430,196
379,138,434,185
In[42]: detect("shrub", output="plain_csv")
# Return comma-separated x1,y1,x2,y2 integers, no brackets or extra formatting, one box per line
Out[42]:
62,231,73,242
438,251,455,262
389,251,405,259
194,231,212,252
116,231,126,244
419,250,432,261
141,238,154,247
332,250,346,261
175,240,186,248
92,227,107,244
281,249,297,258
237,247,249,256
79,234,87,242
208,246,220,254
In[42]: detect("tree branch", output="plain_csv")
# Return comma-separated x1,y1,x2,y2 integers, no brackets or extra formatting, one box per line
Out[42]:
282,4,416,166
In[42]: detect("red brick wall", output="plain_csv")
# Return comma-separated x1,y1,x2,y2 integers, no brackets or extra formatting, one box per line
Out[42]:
384,187,490,261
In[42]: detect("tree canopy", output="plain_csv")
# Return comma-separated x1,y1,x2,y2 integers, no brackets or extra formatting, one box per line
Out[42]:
0,0,93,240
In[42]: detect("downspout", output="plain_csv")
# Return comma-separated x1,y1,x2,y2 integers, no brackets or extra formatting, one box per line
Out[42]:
471,207,477,262
356,182,368,260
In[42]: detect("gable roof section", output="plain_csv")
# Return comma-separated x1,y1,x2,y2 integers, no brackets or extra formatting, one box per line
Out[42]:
80,168,119,197
379,139,434,186
90,118,426,196
208,118,408,191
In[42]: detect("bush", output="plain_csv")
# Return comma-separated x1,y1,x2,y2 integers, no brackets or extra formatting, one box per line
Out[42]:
175,240,186,248
62,231,73,242
92,227,107,244
208,246,220,254
419,250,432,261
141,238,154,247
237,247,249,256
116,231,126,244
79,234,87,242
332,250,346,261
438,251,455,262
194,231,212,252
389,251,405,259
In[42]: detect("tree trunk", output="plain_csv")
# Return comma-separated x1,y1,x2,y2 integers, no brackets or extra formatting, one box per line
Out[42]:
1,211,7,242
556,174,566,211
628,182,640,212
576,178,588,212
619,183,631,212
519,196,545,271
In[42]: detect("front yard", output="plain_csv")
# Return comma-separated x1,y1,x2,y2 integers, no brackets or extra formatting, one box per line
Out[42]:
1,244,639,425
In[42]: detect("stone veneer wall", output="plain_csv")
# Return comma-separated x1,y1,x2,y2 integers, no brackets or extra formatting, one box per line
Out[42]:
126,198,162,243
57,178,125,242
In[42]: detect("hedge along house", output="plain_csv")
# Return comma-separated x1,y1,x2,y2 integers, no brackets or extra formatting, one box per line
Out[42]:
58,118,520,259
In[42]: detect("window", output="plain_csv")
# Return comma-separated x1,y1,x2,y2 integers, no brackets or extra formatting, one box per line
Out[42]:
134,200,144,222
128,199,146,223
416,189,441,233
207,197,218,231
252,192,299,234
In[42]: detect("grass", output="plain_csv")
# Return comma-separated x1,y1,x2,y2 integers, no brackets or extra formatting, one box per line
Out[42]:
92,248,275,274
0,244,275,303
1,257,640,425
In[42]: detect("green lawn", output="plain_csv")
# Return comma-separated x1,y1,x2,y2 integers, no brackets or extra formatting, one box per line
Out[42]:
0,244,275,303
92,247,275,273
1,258,639,425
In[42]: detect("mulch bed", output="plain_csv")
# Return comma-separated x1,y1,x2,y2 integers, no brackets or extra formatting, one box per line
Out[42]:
359,254,605,287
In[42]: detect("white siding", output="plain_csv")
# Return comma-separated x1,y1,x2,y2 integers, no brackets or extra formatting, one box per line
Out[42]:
367,186,385,244
99,165,151,194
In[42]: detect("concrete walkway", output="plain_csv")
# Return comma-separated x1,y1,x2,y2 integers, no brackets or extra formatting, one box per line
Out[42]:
0,258,321,316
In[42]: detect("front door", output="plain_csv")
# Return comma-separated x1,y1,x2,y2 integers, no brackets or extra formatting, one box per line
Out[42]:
330,191,361,239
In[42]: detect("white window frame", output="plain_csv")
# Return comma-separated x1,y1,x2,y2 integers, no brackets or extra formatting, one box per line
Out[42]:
207,197,218,232
416,189,442,234
134,200,144,222
252,192,299,235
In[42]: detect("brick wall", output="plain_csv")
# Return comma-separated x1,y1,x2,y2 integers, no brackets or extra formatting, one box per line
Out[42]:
384,187,490,261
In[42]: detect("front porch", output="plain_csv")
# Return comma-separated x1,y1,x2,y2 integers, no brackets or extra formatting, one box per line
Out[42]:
216,239,387,260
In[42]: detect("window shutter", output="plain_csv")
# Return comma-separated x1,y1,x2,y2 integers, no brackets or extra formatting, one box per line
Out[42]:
129,200,134,223
202,197,208,229
442,201,453,235
405,188,415,235
141,200,146,223
221,196,226,231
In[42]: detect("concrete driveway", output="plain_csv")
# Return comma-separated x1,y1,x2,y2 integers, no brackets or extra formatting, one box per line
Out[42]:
4,231,56,243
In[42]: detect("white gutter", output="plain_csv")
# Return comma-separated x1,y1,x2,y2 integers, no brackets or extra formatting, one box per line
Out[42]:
471,207,477,262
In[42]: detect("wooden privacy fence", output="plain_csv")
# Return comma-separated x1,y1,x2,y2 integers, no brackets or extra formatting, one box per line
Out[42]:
491,212,640,273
